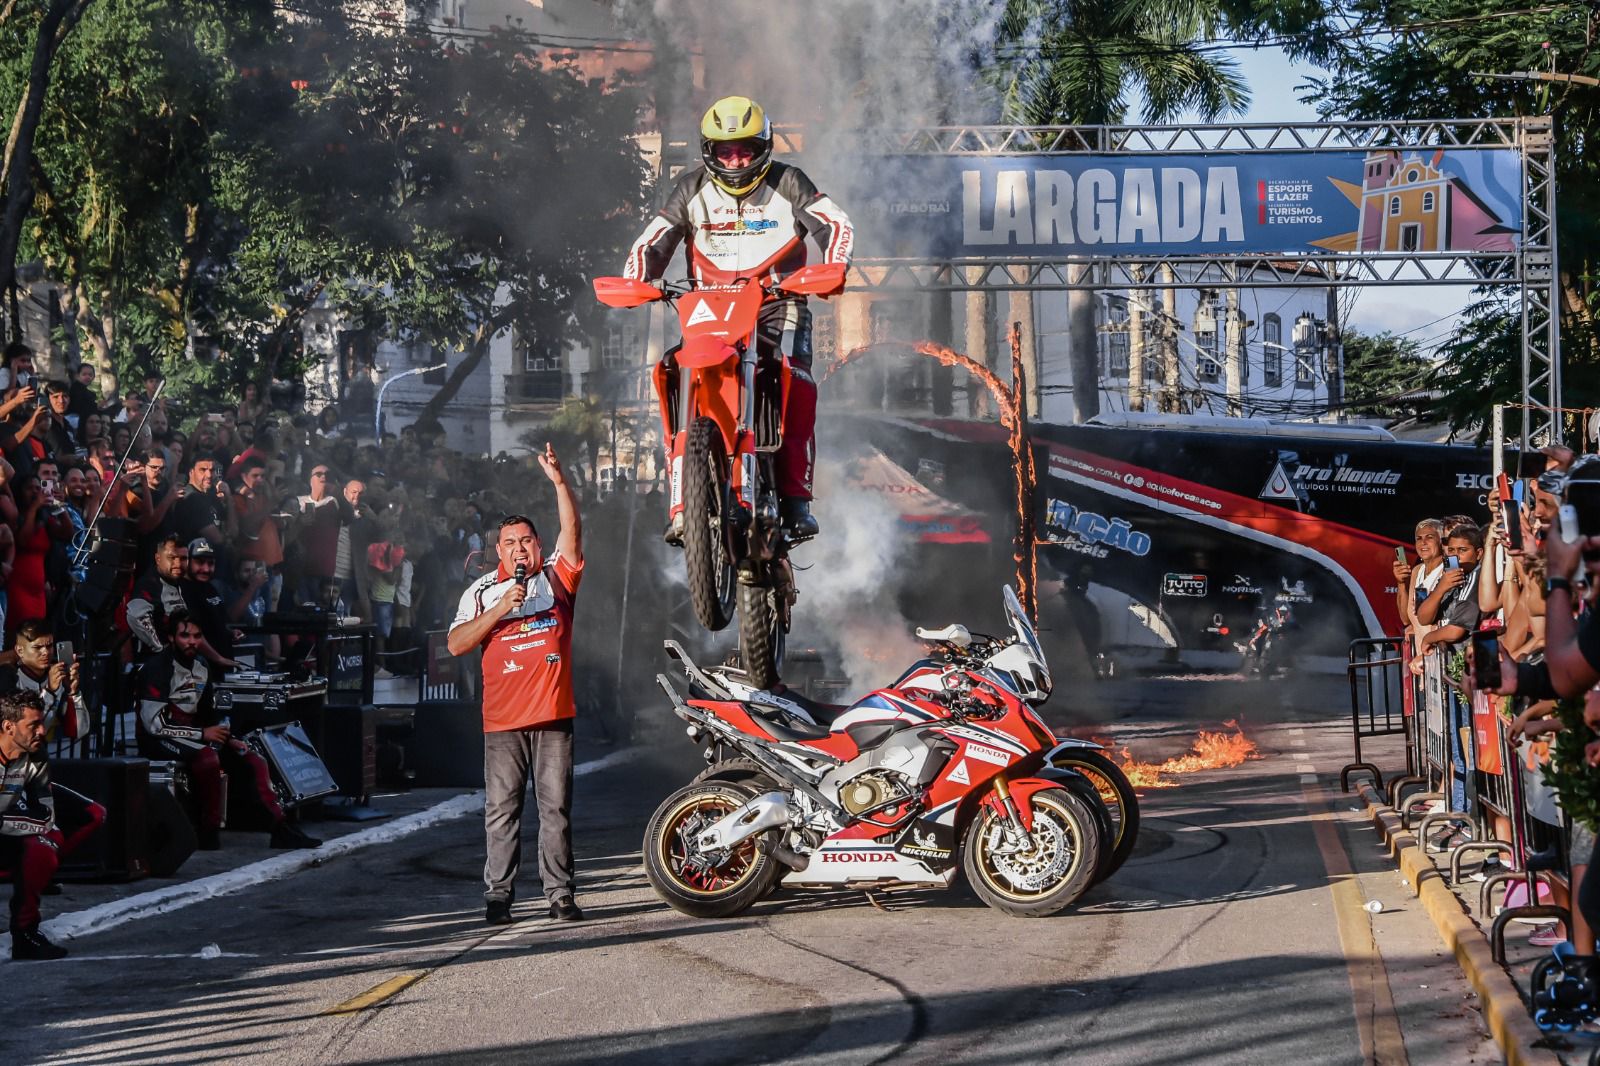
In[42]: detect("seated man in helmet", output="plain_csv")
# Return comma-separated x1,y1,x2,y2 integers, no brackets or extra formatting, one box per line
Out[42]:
622,95,854,541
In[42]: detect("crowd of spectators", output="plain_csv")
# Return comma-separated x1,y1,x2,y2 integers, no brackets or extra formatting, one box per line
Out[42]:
0,341,648,674
1394,443,1600,962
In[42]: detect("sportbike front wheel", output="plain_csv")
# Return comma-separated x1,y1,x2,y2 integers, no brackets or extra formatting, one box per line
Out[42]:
642,781,781,919
738,582,786,690
682,417,736,631
963,786,1100,917
1048,748,1140,882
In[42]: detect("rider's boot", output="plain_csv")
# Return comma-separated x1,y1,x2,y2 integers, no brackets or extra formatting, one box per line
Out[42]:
780,498,818,542
664,512,684,547
777,368,819,541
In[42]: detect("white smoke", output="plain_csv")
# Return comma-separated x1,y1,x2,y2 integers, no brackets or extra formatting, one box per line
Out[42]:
787,447,929,692
620,1,1000,132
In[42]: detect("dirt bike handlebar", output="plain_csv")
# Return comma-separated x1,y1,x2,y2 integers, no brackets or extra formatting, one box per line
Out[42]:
593,264,846,309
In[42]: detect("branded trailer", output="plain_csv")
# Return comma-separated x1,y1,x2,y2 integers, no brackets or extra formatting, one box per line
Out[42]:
854,414,1520,664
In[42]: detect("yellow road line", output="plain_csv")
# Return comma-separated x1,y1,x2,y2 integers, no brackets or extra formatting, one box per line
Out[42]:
1303,779,1410,1066
323,972,428,1015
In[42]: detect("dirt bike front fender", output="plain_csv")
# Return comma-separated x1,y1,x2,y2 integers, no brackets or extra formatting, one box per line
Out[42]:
678,335,740,370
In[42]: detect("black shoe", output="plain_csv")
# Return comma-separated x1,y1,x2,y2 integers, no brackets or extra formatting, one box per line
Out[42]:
42,881,62,896
197,828,222,851
12,926,67,961
485,899,514,926
780,500,819,541
663,514,684,547
269,823,322,850
548,897,584,922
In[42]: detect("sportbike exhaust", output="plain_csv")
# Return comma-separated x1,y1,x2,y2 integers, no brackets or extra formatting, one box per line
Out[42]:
760,837,810,872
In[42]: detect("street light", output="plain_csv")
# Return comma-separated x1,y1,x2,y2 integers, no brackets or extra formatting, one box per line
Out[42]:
375,362,447,440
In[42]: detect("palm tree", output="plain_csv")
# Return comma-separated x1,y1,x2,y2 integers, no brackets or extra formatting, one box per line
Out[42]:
987,0,1249,421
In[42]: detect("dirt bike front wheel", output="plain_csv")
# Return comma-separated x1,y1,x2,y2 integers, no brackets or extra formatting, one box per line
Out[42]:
643,780,782,919
682,417,736,631
738,582,786,690
963,786,1100,917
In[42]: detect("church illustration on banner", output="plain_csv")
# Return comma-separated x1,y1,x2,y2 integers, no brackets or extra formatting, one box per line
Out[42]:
1315,149,1517,254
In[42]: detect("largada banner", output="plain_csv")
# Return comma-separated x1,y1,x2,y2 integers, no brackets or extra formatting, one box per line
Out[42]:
847,148,1522,259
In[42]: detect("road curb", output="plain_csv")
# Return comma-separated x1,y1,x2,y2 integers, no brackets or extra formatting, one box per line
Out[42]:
1356,781,1562,1066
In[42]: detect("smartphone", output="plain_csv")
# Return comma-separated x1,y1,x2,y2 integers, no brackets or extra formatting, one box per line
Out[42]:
1394,546,1408,566
53,639,73,664
1445,555,1461,570
1568,479,1600,538
1471,630,1502,690
1499,473,1525,551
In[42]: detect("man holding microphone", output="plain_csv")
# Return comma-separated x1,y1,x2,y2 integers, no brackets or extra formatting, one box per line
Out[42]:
448,444,584,925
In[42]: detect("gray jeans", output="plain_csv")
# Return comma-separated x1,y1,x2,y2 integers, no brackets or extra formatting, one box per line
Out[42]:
483,721,574,904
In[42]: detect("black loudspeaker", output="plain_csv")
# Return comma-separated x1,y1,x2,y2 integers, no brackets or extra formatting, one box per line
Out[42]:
145,780,197,877
322,704,378,802
73,516,139,614
51,758,151,883
408,701,484,788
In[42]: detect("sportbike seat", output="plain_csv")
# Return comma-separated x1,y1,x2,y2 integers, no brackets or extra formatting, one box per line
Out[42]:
772,686,851,728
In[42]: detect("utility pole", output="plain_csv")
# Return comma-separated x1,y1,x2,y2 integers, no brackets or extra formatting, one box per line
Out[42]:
1324,286,1343,418
965,268,991,418
1159,265,1181,413
1225,282,1245,416
1127,267,1147,412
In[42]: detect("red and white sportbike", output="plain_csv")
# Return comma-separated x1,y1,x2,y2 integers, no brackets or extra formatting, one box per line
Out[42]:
645,586,1130,918
593,264,846,690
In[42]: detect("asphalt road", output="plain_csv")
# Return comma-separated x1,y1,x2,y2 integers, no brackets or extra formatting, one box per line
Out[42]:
7,675,1499,1066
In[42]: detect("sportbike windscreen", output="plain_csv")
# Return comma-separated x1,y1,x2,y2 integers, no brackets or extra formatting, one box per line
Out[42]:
1002,585,1050,691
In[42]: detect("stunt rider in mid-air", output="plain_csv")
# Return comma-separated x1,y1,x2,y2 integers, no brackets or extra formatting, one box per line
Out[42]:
623,94,854,542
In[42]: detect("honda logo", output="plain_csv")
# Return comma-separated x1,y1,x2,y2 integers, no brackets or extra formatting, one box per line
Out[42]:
820,851,895,864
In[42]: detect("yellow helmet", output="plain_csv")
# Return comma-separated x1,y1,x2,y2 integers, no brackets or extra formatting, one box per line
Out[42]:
700,95,773,196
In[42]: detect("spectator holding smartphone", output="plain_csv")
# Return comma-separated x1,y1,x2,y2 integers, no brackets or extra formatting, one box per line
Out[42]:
1395,518,1446,637
1413,523,1483,839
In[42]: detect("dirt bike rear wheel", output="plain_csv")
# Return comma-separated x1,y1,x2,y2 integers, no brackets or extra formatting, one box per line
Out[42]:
963,786,1100,917
643,780,781,919
682,417,736,631
1048,748,1140,882
738,582,786,690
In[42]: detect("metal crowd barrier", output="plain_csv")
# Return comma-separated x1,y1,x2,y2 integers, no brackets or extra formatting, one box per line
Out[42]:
1341,637,1411,792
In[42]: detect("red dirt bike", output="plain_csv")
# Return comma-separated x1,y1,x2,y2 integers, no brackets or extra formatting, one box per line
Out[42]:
644,586,1122,918
594,264,845,689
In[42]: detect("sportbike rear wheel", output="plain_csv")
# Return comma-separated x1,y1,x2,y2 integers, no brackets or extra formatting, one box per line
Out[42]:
643,781,782,919
738,582,786,690
963,786,1100,917
682,417,736,631
1048,748,1140,882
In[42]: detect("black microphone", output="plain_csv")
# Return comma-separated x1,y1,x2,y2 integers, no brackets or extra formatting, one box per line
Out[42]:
514,563,527,584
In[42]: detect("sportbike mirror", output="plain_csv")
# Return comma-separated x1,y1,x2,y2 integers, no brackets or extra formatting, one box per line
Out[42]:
593,276,664,308
914,624,972,648
774,263,846,297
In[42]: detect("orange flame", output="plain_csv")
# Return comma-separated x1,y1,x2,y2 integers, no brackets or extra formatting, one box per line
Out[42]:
1111,720,1261,789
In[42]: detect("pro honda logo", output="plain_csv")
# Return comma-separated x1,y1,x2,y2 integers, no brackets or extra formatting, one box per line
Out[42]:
820,851,895,864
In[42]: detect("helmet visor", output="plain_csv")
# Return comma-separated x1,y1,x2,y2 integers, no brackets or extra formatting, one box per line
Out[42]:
710,139,762,167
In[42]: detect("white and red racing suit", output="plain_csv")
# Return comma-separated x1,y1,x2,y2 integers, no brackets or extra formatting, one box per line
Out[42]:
622,162,853,501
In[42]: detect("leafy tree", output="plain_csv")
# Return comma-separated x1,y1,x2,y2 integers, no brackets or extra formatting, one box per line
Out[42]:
1339,328,1432,417
3,0,650,421
989,0,1249,126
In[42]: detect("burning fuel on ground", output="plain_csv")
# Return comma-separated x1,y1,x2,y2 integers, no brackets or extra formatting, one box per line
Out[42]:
1099,721,1263,790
